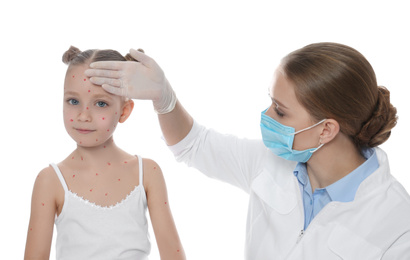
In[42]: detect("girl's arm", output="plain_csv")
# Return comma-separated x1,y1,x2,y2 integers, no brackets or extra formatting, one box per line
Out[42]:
24,167,60,260
143,159,186,260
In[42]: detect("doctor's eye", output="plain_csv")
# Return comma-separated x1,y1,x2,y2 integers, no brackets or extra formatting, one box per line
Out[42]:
274,107,285,117
67,99,79,105
96,101,108,108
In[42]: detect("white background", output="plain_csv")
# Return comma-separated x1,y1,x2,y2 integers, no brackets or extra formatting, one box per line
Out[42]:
1,1,409,259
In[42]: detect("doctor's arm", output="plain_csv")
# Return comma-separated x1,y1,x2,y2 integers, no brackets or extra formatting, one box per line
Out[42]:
382,231,410,260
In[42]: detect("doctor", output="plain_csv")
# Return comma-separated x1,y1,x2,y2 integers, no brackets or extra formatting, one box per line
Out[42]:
85,42,410,259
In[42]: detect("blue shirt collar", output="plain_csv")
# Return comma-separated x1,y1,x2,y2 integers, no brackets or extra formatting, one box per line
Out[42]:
293,148,379,202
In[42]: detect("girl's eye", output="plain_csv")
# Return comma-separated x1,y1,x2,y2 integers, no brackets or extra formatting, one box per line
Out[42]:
274,107,285,117
96,101,108,108
68,99,79,105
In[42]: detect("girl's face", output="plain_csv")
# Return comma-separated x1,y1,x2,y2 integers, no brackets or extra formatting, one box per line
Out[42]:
265,68,323,151
63,64,131,148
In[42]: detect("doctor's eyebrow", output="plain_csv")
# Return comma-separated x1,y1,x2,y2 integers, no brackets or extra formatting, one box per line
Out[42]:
272,97,289,110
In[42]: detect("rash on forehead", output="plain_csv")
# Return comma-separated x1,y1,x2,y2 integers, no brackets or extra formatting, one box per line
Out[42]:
64,65,121,102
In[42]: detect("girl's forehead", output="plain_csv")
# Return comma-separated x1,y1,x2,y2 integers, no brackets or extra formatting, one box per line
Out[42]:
64,65,119,100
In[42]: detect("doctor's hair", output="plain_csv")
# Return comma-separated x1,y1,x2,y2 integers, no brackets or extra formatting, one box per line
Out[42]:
62,45,145,66
281,42,397,149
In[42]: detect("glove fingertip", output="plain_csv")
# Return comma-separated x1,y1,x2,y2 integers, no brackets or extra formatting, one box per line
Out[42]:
102,84,116,94
102,84,125,97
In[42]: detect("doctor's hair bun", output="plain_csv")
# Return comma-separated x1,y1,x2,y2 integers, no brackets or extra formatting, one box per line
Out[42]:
354,86,398,147
62,46,82,64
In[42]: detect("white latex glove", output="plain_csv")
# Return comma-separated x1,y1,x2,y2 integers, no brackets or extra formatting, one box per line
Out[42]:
84,49,177,114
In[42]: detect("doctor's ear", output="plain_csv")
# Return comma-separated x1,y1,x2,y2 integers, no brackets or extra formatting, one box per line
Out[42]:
319,119,340,144
119,99,134,123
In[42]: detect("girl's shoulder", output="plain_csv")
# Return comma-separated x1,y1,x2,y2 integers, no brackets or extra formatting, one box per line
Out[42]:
32,165,65,208
140,157,165,190
35,165,61,188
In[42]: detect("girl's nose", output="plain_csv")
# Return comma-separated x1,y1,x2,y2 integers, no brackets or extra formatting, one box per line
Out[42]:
77,107,92,122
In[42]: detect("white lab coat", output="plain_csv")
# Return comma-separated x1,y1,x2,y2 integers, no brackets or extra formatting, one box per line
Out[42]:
170,121,410,259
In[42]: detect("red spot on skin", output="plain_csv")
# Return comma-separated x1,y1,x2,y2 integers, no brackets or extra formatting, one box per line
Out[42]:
107,129,110,132
30,228,33,231
96,173,99,176
72,156,74,159
73,175,75,178
107,162,111,166
102,117,105,120
86,107,89,110
115,112,117,115
88,90,91,93
105,193,108,196
72,75,75,78
41,203,45,206
124,161,128,164
104,146,106,148
84,78,86,81
70,119,73,122
177,250,180,252
80,141,82,144
81,156,84,161
154,167,157,170
90,189,93,192
165,202,167,205
96,139,98,142
118,179,121,181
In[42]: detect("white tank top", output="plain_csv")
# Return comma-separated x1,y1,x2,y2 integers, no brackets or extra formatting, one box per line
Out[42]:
50,155,151,260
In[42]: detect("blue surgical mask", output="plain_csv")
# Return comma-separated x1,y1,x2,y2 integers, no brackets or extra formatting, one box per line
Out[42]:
260,108,326,163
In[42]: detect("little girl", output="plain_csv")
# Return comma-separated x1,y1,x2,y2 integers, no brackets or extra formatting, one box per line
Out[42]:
24,46,185,260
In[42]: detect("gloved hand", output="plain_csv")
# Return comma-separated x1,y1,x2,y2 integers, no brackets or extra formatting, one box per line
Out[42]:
84,49,177,114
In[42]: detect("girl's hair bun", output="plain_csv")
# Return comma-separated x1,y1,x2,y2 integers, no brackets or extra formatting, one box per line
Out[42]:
354,86,398,147
62,46,82,64
125,48,145,62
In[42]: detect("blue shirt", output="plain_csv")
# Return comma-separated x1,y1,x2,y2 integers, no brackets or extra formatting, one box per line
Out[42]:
293,148,379,230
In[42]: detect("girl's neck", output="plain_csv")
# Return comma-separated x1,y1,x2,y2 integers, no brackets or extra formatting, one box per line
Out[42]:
70,137,127,168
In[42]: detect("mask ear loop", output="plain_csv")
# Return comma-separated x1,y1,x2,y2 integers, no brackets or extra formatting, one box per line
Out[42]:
310,142,325,153
308,121,327,154
294,119,326,135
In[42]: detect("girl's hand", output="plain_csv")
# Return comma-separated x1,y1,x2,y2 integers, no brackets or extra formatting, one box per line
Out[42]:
85,49,177,114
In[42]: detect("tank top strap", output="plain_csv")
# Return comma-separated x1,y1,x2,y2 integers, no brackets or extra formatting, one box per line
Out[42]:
50,163,69,192
137,155,144,187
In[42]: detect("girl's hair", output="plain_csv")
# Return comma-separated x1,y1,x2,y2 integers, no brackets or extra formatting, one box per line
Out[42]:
281,42,397,148
62,46,144,65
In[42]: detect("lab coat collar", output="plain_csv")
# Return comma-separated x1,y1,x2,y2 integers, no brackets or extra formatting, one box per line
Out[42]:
325,148,379,202
251,147,391,213
355,147,391,199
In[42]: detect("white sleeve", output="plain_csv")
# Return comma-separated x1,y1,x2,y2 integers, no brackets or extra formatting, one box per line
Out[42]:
382,231,410,259
168,120,267,193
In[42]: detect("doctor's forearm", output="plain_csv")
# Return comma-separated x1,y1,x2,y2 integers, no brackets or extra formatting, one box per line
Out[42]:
158,100,193,146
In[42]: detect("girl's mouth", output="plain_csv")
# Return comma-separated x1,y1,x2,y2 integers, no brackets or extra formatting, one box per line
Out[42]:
75,128,96,134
